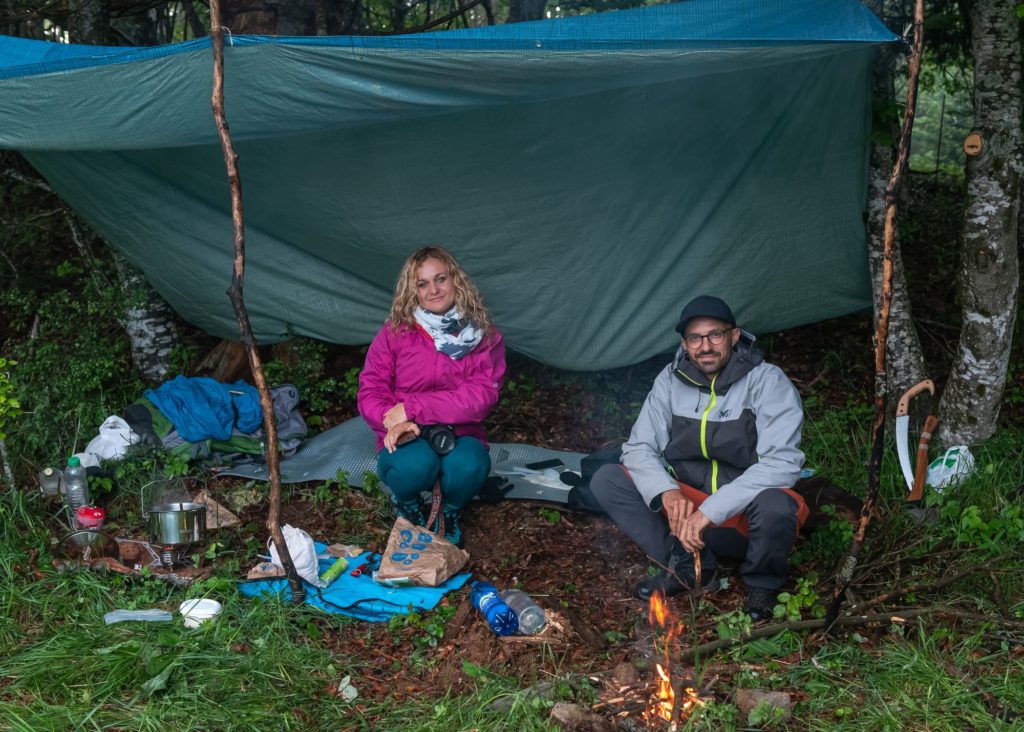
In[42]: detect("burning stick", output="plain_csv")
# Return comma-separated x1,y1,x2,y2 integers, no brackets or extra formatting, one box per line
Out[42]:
646,591,702,729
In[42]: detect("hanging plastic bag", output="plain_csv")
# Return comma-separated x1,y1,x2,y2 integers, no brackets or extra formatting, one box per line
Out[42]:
268,524,325,588
926,445,975,491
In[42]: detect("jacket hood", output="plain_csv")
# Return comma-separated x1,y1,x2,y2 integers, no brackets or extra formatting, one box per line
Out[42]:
671,339,764,394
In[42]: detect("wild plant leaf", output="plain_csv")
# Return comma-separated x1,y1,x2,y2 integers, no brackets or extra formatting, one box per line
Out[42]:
138,660,180,698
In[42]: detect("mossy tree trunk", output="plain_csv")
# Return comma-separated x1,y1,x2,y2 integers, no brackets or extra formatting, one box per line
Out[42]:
937,0,1022,446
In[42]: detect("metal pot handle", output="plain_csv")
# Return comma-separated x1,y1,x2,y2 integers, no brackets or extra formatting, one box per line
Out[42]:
139,478,164,520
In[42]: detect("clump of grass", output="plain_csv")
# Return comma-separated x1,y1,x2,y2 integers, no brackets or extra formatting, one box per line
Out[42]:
790,624,1023,730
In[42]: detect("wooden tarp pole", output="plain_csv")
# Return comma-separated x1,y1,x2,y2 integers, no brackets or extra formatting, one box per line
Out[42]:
823,0,925,630
209,0,305,603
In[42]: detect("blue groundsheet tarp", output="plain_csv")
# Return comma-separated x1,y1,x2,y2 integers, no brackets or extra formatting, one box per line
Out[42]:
0,0,897,369
239,547,472,621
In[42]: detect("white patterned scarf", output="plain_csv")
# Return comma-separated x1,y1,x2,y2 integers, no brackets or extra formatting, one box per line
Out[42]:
414,307,484,360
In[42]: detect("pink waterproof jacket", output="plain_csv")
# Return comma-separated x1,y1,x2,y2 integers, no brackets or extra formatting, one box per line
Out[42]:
357,323,506,451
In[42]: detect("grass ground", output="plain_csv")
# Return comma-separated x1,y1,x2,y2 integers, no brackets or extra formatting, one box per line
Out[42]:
1,396,1022,730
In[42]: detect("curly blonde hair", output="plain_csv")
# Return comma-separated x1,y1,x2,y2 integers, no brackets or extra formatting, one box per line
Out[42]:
387,246,493,335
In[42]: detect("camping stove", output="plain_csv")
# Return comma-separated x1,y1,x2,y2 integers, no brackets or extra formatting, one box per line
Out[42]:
158,545,187,568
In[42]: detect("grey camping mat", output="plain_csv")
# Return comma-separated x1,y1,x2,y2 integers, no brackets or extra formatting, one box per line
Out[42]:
215,417,584,504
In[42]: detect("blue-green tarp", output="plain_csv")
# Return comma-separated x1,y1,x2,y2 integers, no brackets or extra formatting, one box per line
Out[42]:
0,0,898,369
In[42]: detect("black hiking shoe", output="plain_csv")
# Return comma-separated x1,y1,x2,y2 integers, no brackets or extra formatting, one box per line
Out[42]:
390,494,425,526
438,508,464,548
635,567,720,601
744,586,779,621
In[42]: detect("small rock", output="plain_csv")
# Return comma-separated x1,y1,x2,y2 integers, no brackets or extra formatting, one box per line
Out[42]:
734,688,793,722
611,662,639,686
549,702,617,732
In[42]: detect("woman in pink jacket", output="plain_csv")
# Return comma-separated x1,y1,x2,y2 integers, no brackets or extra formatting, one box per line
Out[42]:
358,246,506,546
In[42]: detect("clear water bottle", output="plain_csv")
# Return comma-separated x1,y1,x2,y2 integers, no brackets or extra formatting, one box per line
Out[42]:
63,456,89,512
470,581,519,636
501,589,546,634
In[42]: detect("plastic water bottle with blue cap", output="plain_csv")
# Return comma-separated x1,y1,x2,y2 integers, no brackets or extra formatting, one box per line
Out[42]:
470,581,518,636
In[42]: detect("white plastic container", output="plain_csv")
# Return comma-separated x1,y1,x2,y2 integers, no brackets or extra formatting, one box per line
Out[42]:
178,599,222,628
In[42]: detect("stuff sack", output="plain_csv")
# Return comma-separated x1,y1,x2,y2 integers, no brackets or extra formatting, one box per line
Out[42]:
269,524,325,588
375,517,468,587
926,445,976,491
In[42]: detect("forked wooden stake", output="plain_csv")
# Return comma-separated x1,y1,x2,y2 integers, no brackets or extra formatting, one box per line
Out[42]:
209,0,304,602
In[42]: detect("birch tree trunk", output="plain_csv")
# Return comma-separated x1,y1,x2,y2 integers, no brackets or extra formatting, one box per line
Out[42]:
937,0,1022,445
116,261,181,383
865,0,928,404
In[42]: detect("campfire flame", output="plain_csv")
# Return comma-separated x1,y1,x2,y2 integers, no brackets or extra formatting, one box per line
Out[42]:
645,590,701,728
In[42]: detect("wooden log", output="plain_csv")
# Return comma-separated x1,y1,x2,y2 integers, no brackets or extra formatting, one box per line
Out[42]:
197,339,249,382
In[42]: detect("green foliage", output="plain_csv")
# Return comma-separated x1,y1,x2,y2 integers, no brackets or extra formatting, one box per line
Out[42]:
261,336,340,416
387,604,457,651
716,609,753,642
689,700,739,728
0,357,22,443
791,505,855,567
2,284,144,470
772,574,825,623
922,430,1024,559
341,366,362,402
747,698,787,728
503,374,538,400
939,500,1024,555
536,507,561,524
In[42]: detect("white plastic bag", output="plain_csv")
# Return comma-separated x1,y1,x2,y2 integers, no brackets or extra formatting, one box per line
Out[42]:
926,445,975,491
268,524,325,588
75,415,140,467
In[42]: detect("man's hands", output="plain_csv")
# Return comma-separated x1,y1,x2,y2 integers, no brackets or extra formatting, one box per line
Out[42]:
383,403,408,431
661,489,711,553
383,420,419,453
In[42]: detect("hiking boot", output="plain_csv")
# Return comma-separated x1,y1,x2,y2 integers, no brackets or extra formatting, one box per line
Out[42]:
635,567,720,601
390,494,425,526
744,586,779,621
438,508,464,548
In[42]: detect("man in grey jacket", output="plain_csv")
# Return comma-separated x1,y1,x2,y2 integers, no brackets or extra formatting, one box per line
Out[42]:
591,295,808,619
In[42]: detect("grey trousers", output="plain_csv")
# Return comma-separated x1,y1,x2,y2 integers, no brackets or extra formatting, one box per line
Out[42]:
589,464,799,590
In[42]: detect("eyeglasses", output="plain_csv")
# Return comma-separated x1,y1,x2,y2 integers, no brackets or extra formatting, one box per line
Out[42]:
683,327,734,348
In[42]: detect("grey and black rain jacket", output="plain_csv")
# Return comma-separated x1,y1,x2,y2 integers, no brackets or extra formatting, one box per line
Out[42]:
621,342,805,525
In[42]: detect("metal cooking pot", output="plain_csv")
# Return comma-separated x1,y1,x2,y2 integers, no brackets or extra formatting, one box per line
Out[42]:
146,502,207,547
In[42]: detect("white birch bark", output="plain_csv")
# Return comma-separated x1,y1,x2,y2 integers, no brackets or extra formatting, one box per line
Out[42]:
117,263,180,383
864,0,928,403
937,0,1022,445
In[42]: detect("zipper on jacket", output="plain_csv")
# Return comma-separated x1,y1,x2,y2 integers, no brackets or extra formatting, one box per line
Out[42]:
699,374,720,493
674,367,704,414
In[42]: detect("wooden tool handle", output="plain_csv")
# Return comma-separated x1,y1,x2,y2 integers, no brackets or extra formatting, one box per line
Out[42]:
909,414,940,502
896,379,935,417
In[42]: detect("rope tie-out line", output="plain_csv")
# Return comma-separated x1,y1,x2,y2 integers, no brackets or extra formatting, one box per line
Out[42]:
212,26,234,45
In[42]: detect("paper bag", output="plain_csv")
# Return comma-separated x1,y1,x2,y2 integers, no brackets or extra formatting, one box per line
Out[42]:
375,517,468,587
